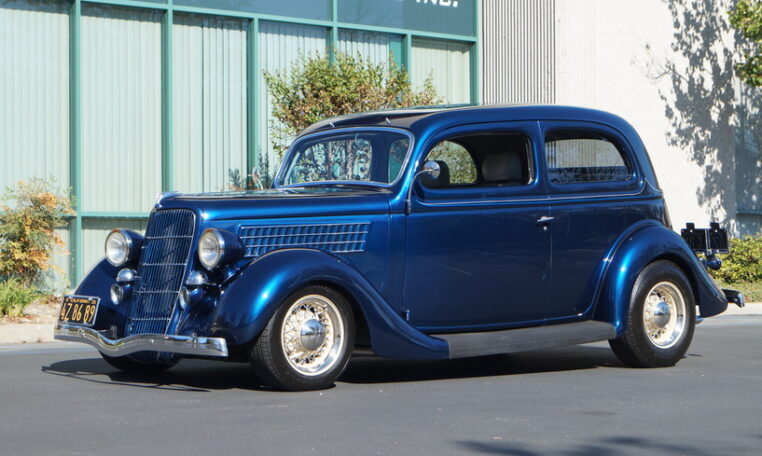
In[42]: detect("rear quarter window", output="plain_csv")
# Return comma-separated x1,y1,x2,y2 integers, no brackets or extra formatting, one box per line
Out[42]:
545,132,631,184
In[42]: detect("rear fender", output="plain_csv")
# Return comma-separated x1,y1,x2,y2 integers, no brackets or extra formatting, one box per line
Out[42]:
210,249,448,360
594,221,727,335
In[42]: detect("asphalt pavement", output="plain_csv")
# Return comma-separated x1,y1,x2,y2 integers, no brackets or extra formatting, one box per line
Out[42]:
1,316,760,456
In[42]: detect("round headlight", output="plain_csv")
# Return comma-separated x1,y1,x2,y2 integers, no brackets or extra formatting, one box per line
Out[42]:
198,229,224,270
105,230,132,267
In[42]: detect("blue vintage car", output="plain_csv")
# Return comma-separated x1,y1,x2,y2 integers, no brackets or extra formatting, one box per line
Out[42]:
55,105,743,390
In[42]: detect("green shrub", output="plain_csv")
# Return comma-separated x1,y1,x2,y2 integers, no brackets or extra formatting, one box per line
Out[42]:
264,52,440,161
0,277,38,317
711,235,762,283
0,178,74,286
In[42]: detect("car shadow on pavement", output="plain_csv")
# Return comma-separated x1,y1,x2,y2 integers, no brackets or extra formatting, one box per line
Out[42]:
41,358,273,392
41,344,624,391
340,345,624,384
455,435,754,456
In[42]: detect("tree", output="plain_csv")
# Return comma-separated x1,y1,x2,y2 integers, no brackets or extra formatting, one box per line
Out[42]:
729,0,762,86
263,52,440,159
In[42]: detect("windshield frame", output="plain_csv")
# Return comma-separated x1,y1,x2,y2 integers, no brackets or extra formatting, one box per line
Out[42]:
273,126,416,189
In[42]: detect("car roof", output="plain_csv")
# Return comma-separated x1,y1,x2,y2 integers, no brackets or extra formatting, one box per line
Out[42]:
299,104,638,138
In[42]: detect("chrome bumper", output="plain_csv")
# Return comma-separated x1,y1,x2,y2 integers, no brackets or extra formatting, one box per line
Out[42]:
54,322,229,358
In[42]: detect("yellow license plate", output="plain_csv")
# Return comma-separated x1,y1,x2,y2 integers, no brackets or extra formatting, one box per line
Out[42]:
59,295,100,326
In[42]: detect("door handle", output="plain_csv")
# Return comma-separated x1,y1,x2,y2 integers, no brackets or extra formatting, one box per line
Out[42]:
536,215,555,225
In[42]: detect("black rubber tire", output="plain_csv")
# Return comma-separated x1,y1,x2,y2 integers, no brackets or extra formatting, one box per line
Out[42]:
250,285,355,391
101,352,179,373
609,260,696,368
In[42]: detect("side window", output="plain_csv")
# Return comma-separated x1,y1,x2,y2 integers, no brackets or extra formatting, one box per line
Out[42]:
425,140,478,185
545,132,631,184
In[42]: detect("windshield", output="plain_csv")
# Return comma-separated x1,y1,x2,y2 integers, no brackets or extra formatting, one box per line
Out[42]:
278,129,412,186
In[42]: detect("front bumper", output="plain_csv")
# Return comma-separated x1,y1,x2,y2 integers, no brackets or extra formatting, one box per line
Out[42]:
54,322,229,358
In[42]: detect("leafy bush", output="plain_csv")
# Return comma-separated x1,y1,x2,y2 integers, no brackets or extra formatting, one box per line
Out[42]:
0,277,38,317
0,179,74,286
711,235,762,283
264,52,440,161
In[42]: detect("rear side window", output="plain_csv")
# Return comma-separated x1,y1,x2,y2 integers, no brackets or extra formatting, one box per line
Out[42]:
545,132,631,184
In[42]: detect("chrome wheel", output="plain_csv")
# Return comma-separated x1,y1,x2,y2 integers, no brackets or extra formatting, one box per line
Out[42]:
643,281,686,349
280,294,345,377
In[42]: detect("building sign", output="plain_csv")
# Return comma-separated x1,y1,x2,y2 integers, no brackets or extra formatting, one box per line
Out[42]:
339,0,475,37
174,0,475,38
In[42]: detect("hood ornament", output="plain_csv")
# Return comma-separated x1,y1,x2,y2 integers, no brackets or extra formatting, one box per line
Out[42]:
155,191,180,208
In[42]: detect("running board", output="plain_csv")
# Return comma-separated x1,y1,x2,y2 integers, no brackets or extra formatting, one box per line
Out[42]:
432,321,617,359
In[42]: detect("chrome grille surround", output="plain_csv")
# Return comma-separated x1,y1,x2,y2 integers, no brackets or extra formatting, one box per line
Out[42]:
239,223,370,258
127,209,195,335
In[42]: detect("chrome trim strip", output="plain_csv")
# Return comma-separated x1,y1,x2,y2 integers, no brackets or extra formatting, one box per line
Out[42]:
416,187,656,207
54,322,229,357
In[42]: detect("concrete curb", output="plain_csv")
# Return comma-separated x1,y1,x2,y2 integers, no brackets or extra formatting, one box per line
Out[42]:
0,321,55,344
0,304,760,345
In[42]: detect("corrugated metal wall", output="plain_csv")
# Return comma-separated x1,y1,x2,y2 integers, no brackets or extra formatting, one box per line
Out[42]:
80,5,162,214
173,14,248,193
481,0,554,104
258,21,327,175
0,0,69,191
82,218,146,273
0,0,71,290
338,30,400,67
411,38,470,104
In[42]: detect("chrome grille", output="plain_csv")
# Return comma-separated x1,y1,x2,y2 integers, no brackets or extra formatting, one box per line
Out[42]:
127,209,195,335
239,223,370,258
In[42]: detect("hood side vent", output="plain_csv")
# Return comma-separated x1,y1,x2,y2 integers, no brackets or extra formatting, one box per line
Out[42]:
239,223,370,258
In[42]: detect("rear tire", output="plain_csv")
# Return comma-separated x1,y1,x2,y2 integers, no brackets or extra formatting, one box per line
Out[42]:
609,260,696,367
250,285,355,391
101,352,178,373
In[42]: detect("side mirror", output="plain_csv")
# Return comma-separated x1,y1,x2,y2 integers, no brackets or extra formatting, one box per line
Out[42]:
422,160,441,180
406,160,442,214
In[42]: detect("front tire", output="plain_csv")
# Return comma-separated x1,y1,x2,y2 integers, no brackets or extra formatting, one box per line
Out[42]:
250,285,355,391
609,260,696,367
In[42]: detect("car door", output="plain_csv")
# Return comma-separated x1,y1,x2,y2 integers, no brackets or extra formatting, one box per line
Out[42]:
403,122,551,332
541,121,647,320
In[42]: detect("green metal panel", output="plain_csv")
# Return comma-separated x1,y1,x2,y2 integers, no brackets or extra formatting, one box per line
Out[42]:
246,18,259,181
80,5,163,213
82,217,147,275
172,13,248,193
0,0,70,191
258,21,328,176
411,38,471,104
161,8,173,191
338,29,401,67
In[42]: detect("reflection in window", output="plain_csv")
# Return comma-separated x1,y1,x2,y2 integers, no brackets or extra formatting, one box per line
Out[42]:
282,130,410,185
426,140,477,185
545,135,630,184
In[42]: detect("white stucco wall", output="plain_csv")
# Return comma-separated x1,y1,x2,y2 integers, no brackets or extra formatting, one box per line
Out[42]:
482,0,762,236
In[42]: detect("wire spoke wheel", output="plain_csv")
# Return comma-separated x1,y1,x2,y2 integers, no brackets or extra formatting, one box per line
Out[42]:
642,281,687,349
280,294,345,376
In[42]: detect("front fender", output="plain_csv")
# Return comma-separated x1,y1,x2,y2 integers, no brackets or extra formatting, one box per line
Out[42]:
210,249,448,360
594,221,727,335
74,259,130,334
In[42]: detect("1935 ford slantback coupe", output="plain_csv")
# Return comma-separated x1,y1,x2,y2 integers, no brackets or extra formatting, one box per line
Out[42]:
55,105,744,390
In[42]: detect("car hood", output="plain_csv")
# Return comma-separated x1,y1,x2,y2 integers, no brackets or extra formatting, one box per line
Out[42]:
157,187,393,221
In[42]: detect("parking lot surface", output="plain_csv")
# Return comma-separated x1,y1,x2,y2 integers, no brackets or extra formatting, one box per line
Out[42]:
1,316,760,455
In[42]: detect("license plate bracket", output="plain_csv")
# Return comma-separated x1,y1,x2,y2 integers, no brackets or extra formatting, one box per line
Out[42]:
58,295,100,327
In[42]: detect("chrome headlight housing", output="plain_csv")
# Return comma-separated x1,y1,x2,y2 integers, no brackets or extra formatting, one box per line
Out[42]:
104,229,143,267
197,228,243,271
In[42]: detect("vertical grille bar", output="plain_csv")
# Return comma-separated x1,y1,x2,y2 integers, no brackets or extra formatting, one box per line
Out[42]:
127,209,195,335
